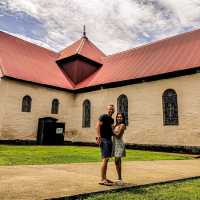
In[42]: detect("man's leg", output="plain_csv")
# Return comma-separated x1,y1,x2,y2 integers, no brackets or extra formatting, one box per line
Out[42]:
101,158,109,181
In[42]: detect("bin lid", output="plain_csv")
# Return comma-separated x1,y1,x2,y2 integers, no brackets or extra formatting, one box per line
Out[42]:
39,117,58,122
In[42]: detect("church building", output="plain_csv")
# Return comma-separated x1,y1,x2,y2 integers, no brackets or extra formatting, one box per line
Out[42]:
0,28,200,152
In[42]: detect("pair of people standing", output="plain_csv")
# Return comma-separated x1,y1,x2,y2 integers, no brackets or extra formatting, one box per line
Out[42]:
96,104,126,186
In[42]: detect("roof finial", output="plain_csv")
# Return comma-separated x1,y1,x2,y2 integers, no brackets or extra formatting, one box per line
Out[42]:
83,25,86,37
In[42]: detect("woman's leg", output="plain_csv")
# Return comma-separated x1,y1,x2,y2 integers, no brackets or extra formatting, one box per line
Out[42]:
115,157,122,180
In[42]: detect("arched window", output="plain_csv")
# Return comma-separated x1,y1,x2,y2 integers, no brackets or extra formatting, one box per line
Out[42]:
117,94,128,125
51,99,59,114
22,95,32,112
82,99,91,128
162,89,178,125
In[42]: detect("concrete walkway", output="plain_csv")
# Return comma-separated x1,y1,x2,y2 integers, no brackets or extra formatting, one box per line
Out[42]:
0,160,200,200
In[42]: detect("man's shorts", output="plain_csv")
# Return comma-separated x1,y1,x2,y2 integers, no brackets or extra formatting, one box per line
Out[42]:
100,138,112,158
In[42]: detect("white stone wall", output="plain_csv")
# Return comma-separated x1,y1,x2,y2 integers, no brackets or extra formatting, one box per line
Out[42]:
71,73,200,146
0,78,74,140
1,73,200,147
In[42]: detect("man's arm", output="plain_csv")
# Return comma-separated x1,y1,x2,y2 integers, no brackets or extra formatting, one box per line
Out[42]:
96,120,103,145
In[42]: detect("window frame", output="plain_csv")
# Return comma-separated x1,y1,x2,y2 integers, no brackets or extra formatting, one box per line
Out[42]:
162,89,179,126
82,99,91,128
22,95,32,112
51,99,59,114
117,94,128,126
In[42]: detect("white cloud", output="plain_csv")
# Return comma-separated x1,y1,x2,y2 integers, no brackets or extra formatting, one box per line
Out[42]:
1,0,200,54
5,0,39,15
160,0,200,27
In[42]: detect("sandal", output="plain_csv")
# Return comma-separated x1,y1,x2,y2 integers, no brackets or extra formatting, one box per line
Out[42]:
98,179,113,186
106,179,114,183
115,179,124,186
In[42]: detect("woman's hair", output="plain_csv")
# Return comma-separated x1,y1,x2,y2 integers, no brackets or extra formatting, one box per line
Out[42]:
115,112,126,125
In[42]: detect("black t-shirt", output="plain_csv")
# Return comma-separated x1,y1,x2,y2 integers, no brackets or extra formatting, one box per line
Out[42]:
99,114,114,139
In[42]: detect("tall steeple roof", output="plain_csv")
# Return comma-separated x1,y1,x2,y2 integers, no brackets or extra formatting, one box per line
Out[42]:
57,36,106,64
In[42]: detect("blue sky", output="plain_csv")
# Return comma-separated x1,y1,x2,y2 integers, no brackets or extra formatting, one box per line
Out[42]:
0,0,200,54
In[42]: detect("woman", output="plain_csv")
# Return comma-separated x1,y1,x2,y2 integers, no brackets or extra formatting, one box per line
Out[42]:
112,112,126,184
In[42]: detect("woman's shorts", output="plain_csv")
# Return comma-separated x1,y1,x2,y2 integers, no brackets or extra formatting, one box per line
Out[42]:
100,138,113,158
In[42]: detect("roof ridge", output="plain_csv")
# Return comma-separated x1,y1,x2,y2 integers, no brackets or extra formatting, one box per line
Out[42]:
76,37,86,54
106,28,200,58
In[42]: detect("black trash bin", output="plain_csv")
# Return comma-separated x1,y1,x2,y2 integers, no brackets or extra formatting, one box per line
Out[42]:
55,123,65,145
37,117,65,145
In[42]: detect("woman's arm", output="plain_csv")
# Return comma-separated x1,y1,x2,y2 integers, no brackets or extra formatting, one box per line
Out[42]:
113,124,126,138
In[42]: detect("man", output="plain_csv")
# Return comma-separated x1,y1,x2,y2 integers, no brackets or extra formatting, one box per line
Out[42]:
96,104,115,186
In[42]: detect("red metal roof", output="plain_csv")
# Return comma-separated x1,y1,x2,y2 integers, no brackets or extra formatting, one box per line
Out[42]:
0,31,74,89
1,29,200,91
57,36,105,64
76,29,200,89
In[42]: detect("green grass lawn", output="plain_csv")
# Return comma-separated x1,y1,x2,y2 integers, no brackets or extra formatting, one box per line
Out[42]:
86,178,200,200
0,145,193,166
